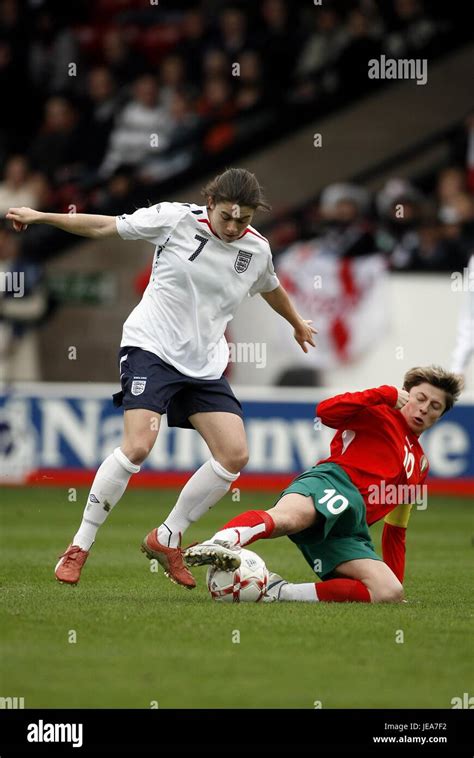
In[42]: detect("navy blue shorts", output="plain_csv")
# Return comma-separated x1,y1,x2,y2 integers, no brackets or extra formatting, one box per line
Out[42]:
112,346,244,430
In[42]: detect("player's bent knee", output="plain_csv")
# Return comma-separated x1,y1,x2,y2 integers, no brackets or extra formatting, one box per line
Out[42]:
268,494,316,536
266,505,312,536
218,447,249,473
122,440,154,465
371,580,404,604
235,449,249,470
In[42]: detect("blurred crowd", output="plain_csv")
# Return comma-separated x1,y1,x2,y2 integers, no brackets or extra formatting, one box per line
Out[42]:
0,0,466,231
0,0,472,382
266,115,474,272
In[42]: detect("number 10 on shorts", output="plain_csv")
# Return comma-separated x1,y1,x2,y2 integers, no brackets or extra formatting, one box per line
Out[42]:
318,489,349,514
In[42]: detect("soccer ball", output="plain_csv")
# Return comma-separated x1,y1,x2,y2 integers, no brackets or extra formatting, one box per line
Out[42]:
207,548,269,603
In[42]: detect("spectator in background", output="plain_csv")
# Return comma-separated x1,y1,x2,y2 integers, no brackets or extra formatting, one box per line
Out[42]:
384,0,440,57
317,182,375,257
138,91,201,183
234,50,268,112
197,76,235,121
338,8,382,94
441,115,474,258
28,8,81,96
444,115,474,199
167,91,201,145
197,75,237,154
102,27,147,86
83,66,121,170
238,49,264,88
29,96,87,184
0,156,44,215
377,177,469,271
439,192,474,266
159,53,190,109
0,221,48,381
436,166,467,206
91,165,136,215
376,178,425,268
235,82,265,115
100,74,171,178
295,5,347,80
180,9,211,86
259,0,300,93
216,6,251,58
202,48,230,80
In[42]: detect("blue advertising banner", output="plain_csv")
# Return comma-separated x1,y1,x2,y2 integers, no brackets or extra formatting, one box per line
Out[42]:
0,384,472,491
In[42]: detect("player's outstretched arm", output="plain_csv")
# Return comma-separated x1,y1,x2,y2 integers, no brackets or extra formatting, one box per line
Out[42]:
6,207,119,239
260,284,317,352
317,386,405,427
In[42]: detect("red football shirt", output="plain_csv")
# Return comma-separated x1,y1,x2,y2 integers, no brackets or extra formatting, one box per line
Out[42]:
316,386,429,525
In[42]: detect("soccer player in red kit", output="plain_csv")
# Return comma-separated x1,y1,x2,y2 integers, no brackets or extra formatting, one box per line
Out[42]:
184,366,463,603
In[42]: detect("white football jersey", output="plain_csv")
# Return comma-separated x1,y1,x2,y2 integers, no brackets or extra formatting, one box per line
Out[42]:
116,202,279,379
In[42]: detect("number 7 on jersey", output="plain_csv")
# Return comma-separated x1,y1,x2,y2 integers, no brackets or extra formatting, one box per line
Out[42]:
188,234,209,262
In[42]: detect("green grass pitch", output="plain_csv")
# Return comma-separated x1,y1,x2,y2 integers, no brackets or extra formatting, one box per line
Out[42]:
0,487,472,709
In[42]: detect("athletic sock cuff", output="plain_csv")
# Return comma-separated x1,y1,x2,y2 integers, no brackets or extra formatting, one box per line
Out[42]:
210,457,240,482
255,510,275,536
113,447,141,475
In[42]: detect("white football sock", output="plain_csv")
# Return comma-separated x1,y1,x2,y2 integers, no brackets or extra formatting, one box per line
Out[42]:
73,447,140,550
279,583,319,602
210,523,267,547
158,458,240,548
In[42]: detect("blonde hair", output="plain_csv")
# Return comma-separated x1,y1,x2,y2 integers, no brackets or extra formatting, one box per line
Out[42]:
403,365,464,414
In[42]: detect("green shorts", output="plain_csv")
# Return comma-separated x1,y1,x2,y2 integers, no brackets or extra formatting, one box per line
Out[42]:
277,462,381,580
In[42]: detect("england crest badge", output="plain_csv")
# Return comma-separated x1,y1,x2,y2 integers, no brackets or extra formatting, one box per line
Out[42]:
131,377,147,396
234,250,253,273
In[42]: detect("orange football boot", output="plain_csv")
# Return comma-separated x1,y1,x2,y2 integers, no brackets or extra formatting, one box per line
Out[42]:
55,544,89,585
141,529,196,589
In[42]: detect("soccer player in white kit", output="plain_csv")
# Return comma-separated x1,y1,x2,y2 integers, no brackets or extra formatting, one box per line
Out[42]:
7,168,317,588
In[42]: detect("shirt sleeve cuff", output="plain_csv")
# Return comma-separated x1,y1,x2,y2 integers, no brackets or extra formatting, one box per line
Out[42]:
115,215,130,240
384,503,413,528
260,275,280,293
